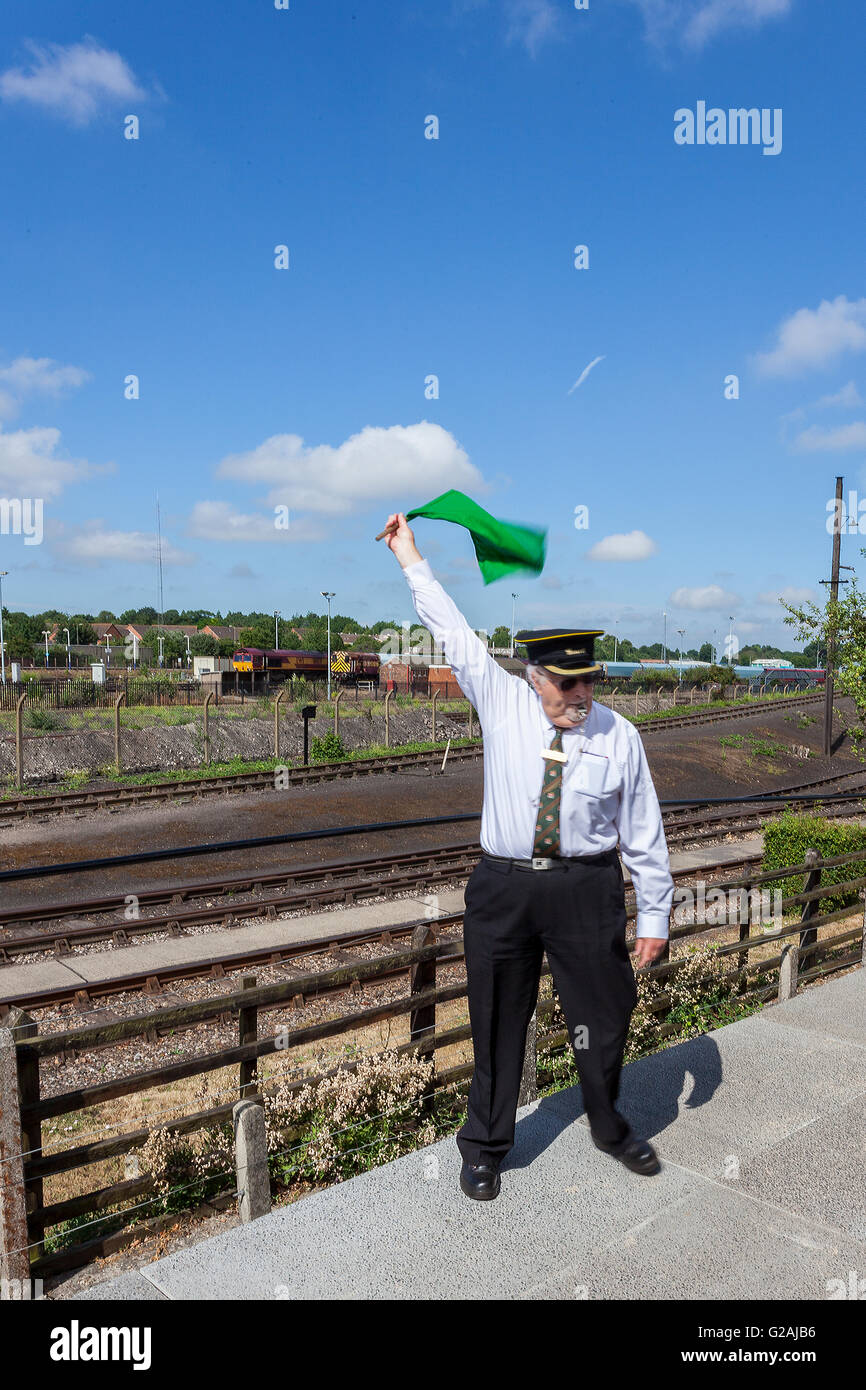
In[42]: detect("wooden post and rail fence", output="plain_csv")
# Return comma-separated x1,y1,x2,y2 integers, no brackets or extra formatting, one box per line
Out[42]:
2,844,864,1283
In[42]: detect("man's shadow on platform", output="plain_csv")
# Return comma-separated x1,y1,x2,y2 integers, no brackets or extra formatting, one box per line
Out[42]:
502,1032,724,1171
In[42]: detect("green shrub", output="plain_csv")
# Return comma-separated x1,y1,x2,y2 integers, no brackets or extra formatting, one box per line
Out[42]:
27,708,59,730
629,669,679,689
310,732,346,763
762,812,866,913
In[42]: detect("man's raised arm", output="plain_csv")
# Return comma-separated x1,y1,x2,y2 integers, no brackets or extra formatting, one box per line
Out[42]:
382,511,511,717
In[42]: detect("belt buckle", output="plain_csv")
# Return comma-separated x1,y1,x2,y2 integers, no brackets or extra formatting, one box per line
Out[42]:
531,856,553,870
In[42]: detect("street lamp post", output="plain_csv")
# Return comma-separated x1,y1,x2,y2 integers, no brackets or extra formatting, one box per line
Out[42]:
677,628,685,681
662,611,667,663
158,635,165,668
510,593,518,658
728,615,734,666
274,610,280,649
63,627,71,670
185,635,191,668
0,571,7,685
42,630,51,667
321,591,335,699
613,620,618,663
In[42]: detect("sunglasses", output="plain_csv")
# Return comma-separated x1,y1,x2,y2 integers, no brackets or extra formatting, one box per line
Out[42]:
546,672,596,692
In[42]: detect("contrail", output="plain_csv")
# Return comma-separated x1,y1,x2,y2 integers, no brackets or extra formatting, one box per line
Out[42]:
567,355,605,394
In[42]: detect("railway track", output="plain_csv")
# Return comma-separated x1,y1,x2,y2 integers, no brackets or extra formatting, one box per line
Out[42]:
0,850,769,1013
637,691,825,732
0,742,484,822
1,763,864,1014
0,691,833,822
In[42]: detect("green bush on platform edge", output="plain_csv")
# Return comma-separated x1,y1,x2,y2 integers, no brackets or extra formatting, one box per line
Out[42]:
762,811,866,914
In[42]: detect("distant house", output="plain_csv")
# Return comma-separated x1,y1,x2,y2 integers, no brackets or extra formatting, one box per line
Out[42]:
93,622,128,647
203,625,242,644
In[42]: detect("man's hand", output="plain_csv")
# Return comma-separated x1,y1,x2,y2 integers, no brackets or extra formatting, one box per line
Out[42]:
383,512,423,570
633,937,667,967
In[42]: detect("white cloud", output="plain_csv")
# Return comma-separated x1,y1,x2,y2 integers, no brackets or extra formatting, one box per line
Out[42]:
756,586,816,606
668,584,740,611
754,296,866,378
504,0,561,56
0,38,149,126
815,381,863,409
0,424,100,499
586,530,657,562
52,521,193,567
0,356,90,420
623,0,791,52
188,501,327,543
567,355,605,395
792,422,866,453
215,421,483,515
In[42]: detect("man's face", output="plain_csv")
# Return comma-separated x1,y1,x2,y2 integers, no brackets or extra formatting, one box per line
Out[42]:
529,665,597,727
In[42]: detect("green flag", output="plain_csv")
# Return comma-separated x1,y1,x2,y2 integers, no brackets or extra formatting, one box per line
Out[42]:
405,490,546,585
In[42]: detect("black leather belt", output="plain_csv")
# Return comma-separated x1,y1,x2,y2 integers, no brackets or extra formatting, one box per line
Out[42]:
481,848,618,872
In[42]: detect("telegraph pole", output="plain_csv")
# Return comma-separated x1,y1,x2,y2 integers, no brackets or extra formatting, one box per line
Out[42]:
822,476,844,757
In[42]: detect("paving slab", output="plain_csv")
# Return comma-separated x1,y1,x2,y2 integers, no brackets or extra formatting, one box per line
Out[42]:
69,1271,168,1301
759,968,866,1046
519,1180,866,1301
729,1091,866,1242
0,958,89,1002
540,1011,866,1180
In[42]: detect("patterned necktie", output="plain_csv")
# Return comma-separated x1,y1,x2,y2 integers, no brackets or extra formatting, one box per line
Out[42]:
532,728,564,856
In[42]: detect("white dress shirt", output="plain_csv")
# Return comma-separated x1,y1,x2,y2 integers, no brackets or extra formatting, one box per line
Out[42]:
404,558,674,940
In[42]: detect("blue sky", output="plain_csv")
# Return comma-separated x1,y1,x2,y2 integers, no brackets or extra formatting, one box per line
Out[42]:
1,0,864,652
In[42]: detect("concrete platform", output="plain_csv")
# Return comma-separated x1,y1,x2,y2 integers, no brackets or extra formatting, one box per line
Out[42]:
71,966,866,1301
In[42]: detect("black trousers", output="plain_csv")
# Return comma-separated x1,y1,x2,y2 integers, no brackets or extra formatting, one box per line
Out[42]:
456,851,638,1167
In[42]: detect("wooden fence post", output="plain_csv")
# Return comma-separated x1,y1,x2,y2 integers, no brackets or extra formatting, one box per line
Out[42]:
239,976,259,1101
273,687,285,760
735,877,752,993
799,847,821,976
202,691,213,766
410,923,437,1116
113,692,125,774
518,1004,538,1106
15,1012,42,1260
15,693,25,789
0,1015,31,1284
384,687,393,747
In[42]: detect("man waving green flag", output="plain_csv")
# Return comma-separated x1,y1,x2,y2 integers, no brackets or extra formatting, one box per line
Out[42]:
378,489,546,584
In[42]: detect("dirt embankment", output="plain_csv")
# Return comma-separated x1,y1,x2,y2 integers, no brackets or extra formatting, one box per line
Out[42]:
641,697,865,798
0,707,471,784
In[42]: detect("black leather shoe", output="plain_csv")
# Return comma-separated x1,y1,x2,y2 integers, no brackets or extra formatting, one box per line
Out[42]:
594,1134,661,1176
459,1160,501,1200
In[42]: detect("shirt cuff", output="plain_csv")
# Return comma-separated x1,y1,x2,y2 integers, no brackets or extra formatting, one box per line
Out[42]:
635,912,670,941
403,558,434,585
